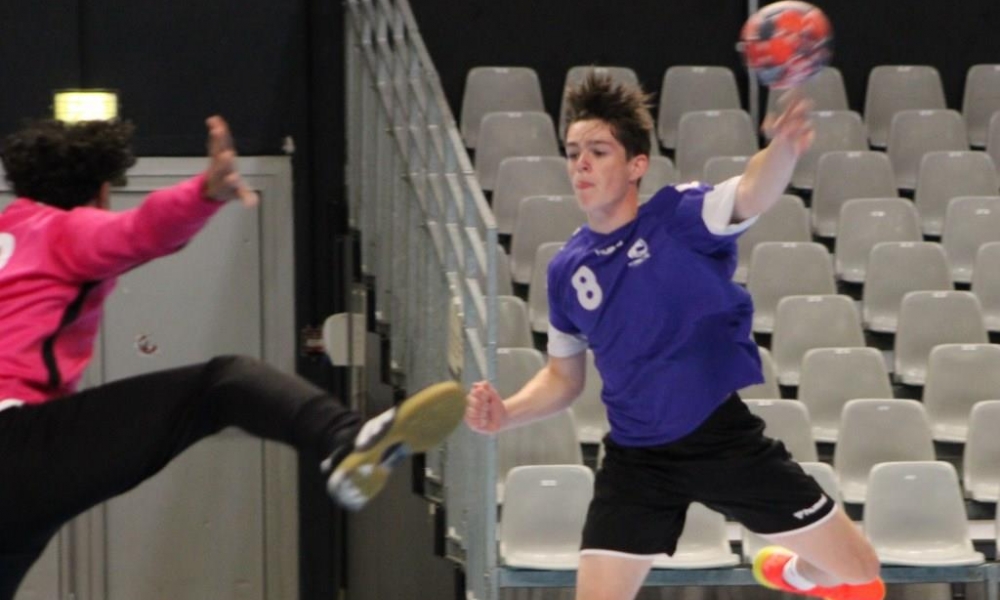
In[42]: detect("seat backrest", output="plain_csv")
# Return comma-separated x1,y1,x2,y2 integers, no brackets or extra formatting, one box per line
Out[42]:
962,64,1000,147
497,409,583,502
989,112,1000,171
894,290,988,385
570,349,609,444
495,244,514,296
914,151,999,236
496,295,534,349
744,399,818,461
812,151,898,238
495,347,546,396
972,241,1000,332
923,344,1000,443
797,347,893,443
792,110,868,190
652,503,739,568
941,195,1000,283
834,197,921,283
702,156,750,185
766,66,849,115
638,155,678,195
771,294,866,386
509,195,585,284
657,66,741,150
527,242,565,333
559,66,640,142
499,465,594,569
461,66,545,149
864,65,947,148
862,241,953,333
739,346,781,399
834,399,936,504
474,111,560,191
964,400,1000,502
492,156,573,235
675,109,758,182
746,242,836,333
864,461,982,565
735,195,810,284
767,65,850,114
887,109,969,191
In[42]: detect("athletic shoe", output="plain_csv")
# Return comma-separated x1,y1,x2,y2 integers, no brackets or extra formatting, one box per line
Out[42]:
324,381,466,511
753,546,885,600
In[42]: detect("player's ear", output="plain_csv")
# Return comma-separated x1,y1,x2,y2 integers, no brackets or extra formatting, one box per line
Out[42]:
628,153,649,183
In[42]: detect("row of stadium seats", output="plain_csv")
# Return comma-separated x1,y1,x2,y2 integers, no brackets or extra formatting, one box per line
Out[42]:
492,151,1000,283
496,339,1000,459
498,461,991,571
743,397,1000,504
493,204,1000,343
471,102,1000,197
460,64,1000,152
496,284,997,400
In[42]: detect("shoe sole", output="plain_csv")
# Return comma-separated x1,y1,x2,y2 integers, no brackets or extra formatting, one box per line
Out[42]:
328,381,466,508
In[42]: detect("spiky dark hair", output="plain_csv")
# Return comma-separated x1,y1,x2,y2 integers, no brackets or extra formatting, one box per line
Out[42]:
1,119,136,209
563,72,654,158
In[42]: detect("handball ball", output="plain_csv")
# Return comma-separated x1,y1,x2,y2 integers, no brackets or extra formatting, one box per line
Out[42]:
739,1,833,89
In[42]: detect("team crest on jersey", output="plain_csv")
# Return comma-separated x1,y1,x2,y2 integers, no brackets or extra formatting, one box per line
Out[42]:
627,238,650,267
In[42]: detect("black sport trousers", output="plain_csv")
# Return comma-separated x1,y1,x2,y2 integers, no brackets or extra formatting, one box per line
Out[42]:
0,355,360,599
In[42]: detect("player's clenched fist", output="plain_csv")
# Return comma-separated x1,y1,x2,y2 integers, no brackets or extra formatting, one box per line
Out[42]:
465,381,508,434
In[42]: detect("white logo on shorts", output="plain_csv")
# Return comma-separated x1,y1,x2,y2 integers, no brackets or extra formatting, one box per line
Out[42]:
793,494,829,520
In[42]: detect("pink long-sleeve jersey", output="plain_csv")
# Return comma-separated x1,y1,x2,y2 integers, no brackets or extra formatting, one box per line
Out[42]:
0,174,223,403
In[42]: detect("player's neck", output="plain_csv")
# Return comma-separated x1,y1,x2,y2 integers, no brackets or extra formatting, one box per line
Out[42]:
586,188,640,235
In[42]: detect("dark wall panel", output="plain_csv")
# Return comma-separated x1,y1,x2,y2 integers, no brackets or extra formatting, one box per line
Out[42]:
0,1,81,136
80,0,310,155
412,0,746,121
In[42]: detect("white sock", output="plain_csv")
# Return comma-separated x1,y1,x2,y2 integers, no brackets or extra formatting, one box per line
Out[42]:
783,555,818,591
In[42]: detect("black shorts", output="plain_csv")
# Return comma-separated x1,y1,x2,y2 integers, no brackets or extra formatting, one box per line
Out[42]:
581,394,836,556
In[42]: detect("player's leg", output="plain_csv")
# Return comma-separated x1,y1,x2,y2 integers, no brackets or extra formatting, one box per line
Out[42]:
575,438,690,600
0,531,53,600
691,395,883,600
0,355,463,532
755,508,882,597
576,552,654,600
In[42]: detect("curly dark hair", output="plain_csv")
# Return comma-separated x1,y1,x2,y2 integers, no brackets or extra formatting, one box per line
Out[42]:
0,119,137,209
563,72,654,159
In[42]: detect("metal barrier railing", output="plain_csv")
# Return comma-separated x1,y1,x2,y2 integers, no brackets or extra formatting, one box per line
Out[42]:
345,0,499,598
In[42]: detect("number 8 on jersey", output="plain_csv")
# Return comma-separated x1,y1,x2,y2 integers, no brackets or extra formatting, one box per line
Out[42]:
571,265,603,310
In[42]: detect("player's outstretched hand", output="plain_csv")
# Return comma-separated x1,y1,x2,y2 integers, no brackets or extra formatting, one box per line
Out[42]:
465,381,509,434
204,116,259,207
762,89,815,158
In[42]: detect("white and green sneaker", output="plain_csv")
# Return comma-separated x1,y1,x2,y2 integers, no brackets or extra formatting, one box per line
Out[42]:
324,381,466,511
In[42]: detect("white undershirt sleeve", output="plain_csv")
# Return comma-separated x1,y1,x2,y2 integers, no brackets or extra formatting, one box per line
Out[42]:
701,175,758,236
547,324,588,358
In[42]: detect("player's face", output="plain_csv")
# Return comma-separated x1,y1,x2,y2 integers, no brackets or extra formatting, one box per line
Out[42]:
565,120,646,219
